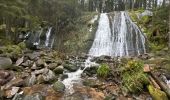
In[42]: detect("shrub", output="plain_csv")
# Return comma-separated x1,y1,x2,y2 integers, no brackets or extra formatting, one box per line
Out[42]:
121,60,149,93
97,63,110,78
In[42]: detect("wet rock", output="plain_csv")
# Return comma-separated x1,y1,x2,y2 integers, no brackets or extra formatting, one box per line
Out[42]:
53,65,64,74
48,63,58,70
23,93,44,100
63,64,78,72
25,74,36,86
84,66,98,77
0,57,12,69
0,70,14,86
53,81,65,92
83,78,102,88
4,87,20,98
59,74,68,81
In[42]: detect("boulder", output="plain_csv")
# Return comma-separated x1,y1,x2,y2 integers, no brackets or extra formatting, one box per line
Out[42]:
53,81,65,92
36,59,44,67
0,57,12,69
63,64,78,72
53,65,64,74
48,63,58,70
36,69,56,84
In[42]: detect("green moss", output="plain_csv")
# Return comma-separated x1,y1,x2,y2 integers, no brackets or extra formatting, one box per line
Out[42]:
0,45,22,57
121,60,149,93
18,42,26,49
97,63,110,78
148,85,168,100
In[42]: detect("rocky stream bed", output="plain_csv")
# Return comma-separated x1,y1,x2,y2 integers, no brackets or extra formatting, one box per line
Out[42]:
0,49,170,100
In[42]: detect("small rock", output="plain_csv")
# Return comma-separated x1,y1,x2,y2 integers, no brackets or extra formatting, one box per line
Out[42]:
23,93,44,100
25,74,36,86
33,68,48,75
31,62,37,70
15,56,24,66
0,57,12,69
0,70,14,86
144,64,150,73
53,81,65,92
53,65,64,74
48,63,58,70
4,87,20,98
37,70,56,83
21,60,33,67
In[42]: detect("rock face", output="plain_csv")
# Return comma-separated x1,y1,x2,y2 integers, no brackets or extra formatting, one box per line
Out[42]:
53,81,65,92
0,57,12,69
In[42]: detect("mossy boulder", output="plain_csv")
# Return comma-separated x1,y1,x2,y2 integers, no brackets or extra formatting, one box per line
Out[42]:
53,81,65,92
63,63,78,72
148,85,168,100
53,65,64,74
0,57,12,69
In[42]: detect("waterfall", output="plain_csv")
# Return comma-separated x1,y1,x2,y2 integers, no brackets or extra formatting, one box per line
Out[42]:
45,27,52,47
89,13,113,56
113,11,146,56
62,12,146,95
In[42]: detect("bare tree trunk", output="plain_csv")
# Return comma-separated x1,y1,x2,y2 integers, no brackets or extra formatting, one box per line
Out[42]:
168,0,170,50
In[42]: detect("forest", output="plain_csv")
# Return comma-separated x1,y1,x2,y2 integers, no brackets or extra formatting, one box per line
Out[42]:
0,0,170,100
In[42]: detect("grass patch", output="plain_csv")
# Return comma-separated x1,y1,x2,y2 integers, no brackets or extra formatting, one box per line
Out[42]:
121,60,149,93
97,63,110,78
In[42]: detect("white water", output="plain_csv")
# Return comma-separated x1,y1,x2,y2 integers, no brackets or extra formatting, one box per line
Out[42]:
89,13,113,56
45,27,52,47
112,11,146,56
62,12,146,95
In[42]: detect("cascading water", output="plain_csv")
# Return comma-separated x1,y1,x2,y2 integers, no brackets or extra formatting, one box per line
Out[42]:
112,11,146,56
45,27,52,47
89,13,113,56
62,12,146,95
62,14,110,94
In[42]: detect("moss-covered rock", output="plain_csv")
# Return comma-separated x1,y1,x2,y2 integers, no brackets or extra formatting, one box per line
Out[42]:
148,85,168,100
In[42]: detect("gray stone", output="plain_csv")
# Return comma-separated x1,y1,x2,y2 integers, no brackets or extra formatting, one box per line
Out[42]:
25,74,36,86
15,56,24,66
0,57,12,69
23,93,44,100
53,81,65,92
36,59,44,67
48,63,58,70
